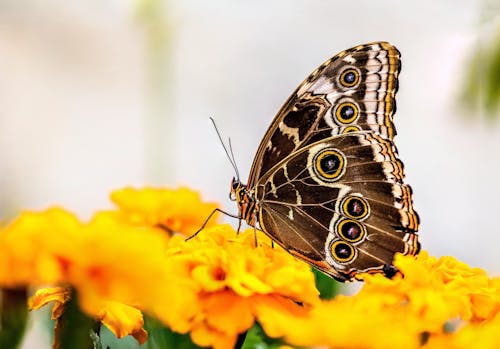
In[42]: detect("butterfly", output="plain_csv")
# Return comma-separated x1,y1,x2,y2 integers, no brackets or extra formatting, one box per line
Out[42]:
227,42,421,282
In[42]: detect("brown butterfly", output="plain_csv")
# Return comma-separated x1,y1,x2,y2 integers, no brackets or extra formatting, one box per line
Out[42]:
227,42,420,281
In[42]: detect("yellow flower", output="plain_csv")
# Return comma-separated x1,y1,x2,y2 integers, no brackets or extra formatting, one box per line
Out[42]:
110,186,219,235
155,224,319,349
29,287,71,319
166,225,319,302
2,186,500,349
0,204,172,344
0,187,319,348
0,208,82,286
95,300,148,344
424,314,500,349
28,287,148,344
255,251,500,349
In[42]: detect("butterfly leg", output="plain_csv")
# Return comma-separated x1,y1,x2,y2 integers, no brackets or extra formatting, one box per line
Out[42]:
253,225,258,247
185,208,240,241
157,223,174,235
236,218,242,234
249,212,260,247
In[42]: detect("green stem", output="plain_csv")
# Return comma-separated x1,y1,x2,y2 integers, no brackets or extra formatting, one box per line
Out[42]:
234,331,247,349
0,288,28,349
53,290,95,349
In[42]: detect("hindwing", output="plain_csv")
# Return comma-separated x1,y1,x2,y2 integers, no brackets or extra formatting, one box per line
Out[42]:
255,132,419,281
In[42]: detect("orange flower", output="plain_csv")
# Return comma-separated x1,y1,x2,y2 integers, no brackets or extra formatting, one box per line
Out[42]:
29,287,71,319
28,287,147,344
0,208,83,287
0,187,319,348
155,225,319,349
255,251,500,349
424,314,500,349
2,186,499,349
95,300,148,344
110,187,219,235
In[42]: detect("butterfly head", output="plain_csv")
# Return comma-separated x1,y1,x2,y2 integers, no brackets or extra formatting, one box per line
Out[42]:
229,177,245,202
230,177,256,225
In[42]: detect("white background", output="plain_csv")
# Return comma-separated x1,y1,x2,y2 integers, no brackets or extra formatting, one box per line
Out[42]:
0,1,498,347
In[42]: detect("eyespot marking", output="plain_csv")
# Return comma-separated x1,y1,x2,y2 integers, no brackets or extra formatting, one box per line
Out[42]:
329,240,356,263
313,148,346,181
336,219,366,243
339,68,360,88
342,125,361,134
334,101,359,124
341,195,370,220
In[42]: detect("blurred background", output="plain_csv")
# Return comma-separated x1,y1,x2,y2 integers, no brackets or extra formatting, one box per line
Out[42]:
0,1,499,347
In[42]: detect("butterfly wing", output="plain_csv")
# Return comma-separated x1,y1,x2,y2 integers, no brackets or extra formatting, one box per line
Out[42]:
255,132,419,281
239,42,419,281
248,42,401,189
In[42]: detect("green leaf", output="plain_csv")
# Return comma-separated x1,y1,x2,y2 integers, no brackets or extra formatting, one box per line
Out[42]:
99,326,139,349
0,288,28,349
144,317,206,349
90,330,103,349
241,323,283,349
312,268,341,300
56,292,96,349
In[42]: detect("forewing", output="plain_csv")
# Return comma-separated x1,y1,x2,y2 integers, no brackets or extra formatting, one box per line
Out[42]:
248,42,401,187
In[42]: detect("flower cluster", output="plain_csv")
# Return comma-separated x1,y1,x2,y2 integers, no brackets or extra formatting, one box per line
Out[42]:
110,186,219,235
0,186,498,349
257,251,500,349
158,226,318,348
0,187,318,348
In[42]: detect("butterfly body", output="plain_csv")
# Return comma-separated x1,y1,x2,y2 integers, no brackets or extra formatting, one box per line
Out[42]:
231,42,420,281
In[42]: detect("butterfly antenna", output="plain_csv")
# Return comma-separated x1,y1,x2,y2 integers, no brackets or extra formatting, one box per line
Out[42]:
210,117,240,180
228,137,241,181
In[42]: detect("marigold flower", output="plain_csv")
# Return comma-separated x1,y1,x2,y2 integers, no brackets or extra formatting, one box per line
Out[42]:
0,208,83,286
154,224,319,349
28,287,71,319
95,300,148,344
0,187,320,348
0,205,168,344
255,251,500,349
1,186,499,349
423,314,500,349
110,186,219,235
28,286,147,344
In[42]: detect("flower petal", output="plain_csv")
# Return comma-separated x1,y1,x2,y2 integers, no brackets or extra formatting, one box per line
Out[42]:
97,301,148,344
28,286,71,319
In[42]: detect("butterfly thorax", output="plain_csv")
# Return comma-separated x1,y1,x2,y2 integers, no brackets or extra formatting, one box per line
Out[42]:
230,177,258,226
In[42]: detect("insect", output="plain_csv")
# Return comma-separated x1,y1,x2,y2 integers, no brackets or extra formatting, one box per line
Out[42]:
223,42,420,281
